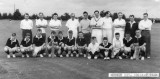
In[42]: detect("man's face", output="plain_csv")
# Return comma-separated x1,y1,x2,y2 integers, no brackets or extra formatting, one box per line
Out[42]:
59,33,63,38
92,38,96,43
37,31,42,36
143,14,148,20
11,36,16,41
51,33,56,37
39,14,44,19
69,33,73,37
115,35,120,40
94,12,99,17
136,31,141,36
83,13,88,19
106,12,111,17
130,16,134,22
53,15,58,20
24,15,29,19
126,34,131,39
71,13,75,19
79,33,83,38
118,13,123,19
103,40,108,44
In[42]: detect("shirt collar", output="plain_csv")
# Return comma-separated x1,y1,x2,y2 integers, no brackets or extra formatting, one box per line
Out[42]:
125,37,132,41
24,38,30,42
68,36,74,40
103,42,108,46
58,36,64,40
135,35,142,38
36,35,42,38
49,36,55,39
129,21,136,24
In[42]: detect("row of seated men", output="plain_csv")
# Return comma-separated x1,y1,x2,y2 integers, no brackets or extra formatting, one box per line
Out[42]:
4,29,146,60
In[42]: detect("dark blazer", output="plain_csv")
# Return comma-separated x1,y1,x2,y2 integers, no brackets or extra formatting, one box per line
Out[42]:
125,22,139,37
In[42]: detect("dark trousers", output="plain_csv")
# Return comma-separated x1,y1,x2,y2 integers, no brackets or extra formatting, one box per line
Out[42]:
141,30,151,57
22,29,32,40
100,50,112,58
88,51,99,59
84,32,91,46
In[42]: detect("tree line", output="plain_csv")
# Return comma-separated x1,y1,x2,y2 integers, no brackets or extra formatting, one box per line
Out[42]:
0,9,159,23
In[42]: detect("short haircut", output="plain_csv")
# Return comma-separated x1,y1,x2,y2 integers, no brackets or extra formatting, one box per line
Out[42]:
91,36,96,40
78,31,83,34
83,11,88,15
26,33,31,36
68,30,73,34
143,13,148,16
115,33,120,35
51,31,56,34
103,37,108,40
94,10,99,14
52,13,58,17
24,13,29,16
104,11,110,16
39,12,43,15
129,15,134,18
12,33,16,36
118,12,123,15
37,29,42,32
58,31,63,34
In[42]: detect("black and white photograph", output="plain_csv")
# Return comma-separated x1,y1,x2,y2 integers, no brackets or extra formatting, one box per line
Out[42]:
0,0,159,79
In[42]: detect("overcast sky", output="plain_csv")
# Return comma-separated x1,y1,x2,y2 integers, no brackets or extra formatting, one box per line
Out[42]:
0,0,160,18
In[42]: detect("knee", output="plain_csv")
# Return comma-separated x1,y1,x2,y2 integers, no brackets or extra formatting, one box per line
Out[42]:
4,46,9,52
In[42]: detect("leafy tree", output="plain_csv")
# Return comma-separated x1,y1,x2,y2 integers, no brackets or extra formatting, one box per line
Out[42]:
13,9,22,20
2,13,8,19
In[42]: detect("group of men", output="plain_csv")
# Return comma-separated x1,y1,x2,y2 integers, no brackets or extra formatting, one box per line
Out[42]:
4,10,152,60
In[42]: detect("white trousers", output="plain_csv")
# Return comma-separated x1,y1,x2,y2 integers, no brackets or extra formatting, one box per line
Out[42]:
33,45,45,56
102,28,113,43
92,29,102,44
114,30,124,41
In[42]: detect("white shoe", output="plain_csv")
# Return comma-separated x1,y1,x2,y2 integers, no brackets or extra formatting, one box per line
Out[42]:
141,57,145,60
48,54,52,57
94,56,97,59
118,56,122,60
12,54,16,58
84,54,86,57
60,55,63,57
70,54,73,57
76,54,79,57
147,57,151,59
106,57,110,60
22,55,25,58
40,54,43,58
26,54,30,58
66,54,69,57
7,55,11,58
104,57,107,60
88,56,91,59
130,57,133,60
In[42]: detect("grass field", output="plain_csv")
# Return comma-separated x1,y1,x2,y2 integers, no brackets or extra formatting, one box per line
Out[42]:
0,20,159,79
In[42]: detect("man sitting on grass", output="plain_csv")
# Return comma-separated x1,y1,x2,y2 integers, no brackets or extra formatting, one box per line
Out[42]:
76,32,87,57
57,31,66,57
87,36,99,59
20,33,33,58
99,37,113,60
46,31,58,57
132,30,146,60
112,33,124,59
4,33,20,58
64,30,77,57
33,29,46,57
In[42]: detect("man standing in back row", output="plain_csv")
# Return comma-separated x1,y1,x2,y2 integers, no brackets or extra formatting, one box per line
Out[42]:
139,13,152,58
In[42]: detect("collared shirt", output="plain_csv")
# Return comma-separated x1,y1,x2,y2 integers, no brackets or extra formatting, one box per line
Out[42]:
80,19,90,33
21,38,32,47
66,19,80,31
88,42,99,53
99,42,112,48
57,37,66,46
113,38,123,48
33,35,45,46
20,19,33,30
129,21,136,28
36,19,48,33
90,17,103,26
113,18,126,30
65,36,76,46
133,35,146,46
139,19,152,30
76,37,86,46
6,38,20,48
49,19,62,30
102,17,113,29
123,37,134,47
